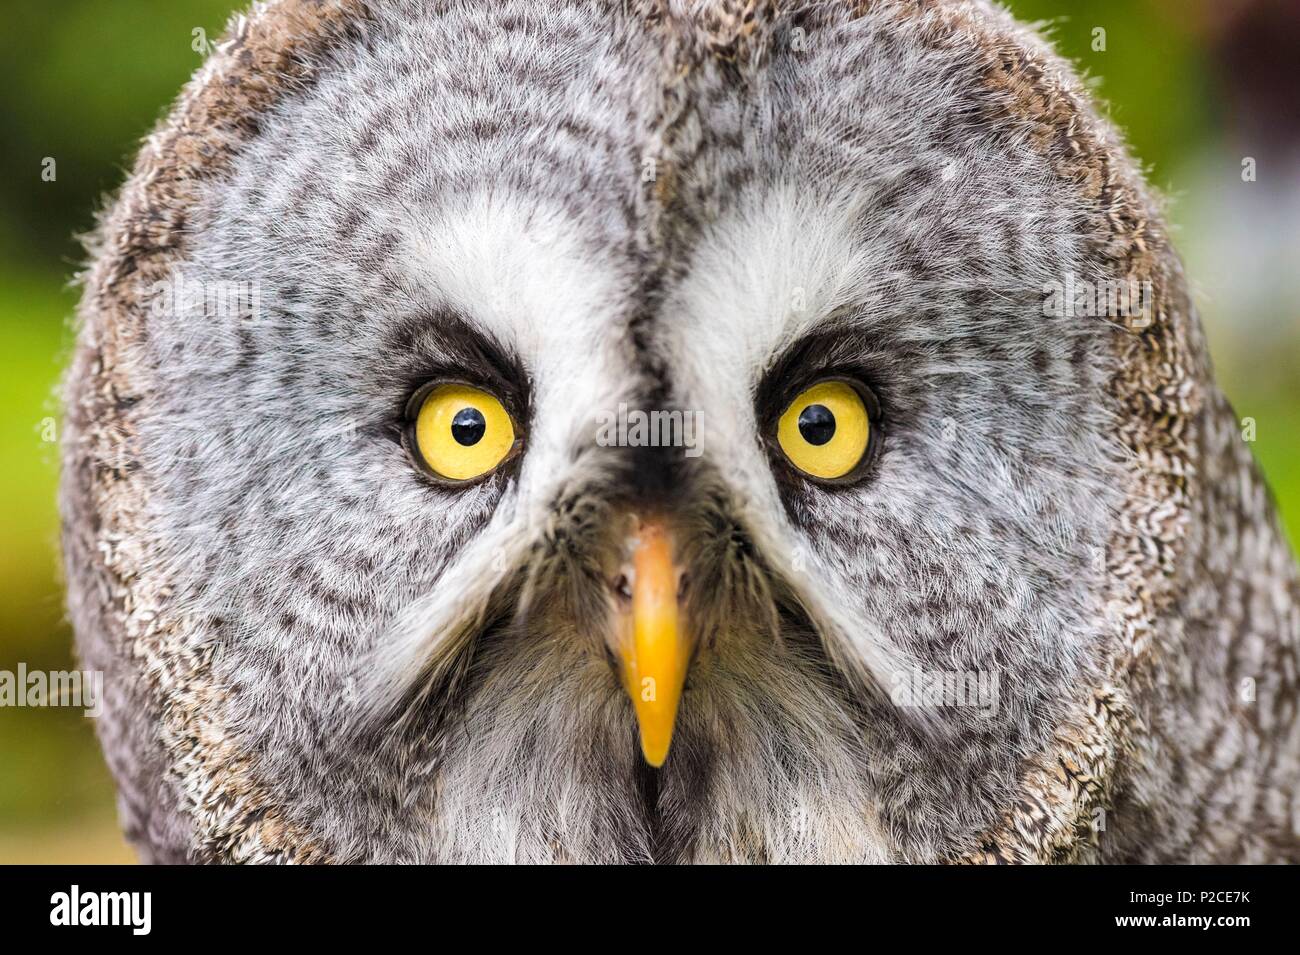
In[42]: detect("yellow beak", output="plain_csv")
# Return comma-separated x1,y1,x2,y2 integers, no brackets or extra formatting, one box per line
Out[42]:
618,519,688,768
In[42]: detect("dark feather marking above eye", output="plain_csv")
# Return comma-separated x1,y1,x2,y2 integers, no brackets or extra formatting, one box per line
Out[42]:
383,309,532,429
754,322,883,429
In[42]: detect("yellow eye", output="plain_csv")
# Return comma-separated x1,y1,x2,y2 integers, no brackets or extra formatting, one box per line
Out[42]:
776,379,873,481
412,383,519,482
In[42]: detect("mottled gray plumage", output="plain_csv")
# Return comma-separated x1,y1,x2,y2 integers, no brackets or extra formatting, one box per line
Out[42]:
63,0,1299,863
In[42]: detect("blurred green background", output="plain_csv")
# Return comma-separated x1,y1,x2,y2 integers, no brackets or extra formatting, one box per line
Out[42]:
0,0,1296,863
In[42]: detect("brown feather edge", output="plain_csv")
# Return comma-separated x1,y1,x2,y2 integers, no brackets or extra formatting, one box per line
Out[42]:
64,0,373,864
849,0,1199,863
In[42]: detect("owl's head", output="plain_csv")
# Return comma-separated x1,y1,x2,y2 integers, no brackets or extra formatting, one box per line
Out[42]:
64,0,1208,863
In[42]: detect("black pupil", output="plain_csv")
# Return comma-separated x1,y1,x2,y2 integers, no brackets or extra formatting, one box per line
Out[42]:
451,407,487,446
797,404,836,446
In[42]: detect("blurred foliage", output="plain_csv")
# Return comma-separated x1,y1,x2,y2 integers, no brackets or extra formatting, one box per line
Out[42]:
0,1,1295,862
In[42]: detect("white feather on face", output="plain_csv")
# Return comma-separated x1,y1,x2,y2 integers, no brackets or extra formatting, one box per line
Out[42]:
369,190,641,704
64,0,1300,864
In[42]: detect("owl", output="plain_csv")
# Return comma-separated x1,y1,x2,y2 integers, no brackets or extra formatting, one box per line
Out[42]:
62,0,1300,863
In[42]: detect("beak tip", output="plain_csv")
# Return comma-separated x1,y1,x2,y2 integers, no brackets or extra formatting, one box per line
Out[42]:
640,739,671,768
619,515,686,771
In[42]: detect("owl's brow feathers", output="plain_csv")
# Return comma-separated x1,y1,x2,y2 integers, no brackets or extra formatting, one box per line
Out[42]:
383,309,531,432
